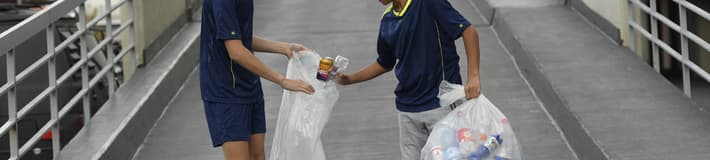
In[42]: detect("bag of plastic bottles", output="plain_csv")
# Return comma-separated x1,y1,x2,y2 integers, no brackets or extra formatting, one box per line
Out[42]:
269,51,346,160
421,81,522,160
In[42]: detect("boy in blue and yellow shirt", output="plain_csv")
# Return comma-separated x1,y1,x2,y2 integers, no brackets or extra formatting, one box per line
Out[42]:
336,0,481,159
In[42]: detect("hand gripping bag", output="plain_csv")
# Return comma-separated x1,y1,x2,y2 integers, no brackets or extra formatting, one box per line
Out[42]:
269,51,340,160
421,81,522,160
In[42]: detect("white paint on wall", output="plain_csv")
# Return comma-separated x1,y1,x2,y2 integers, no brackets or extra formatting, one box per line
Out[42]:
579,0,652,61
119,0,187,79
581,0,629,46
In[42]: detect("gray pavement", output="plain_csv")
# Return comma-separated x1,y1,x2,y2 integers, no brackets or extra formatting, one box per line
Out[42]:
495,5,710,160
459,28,577,160
58,22,201,160
670,78,710,110
132,0,576,159
130,68,223,160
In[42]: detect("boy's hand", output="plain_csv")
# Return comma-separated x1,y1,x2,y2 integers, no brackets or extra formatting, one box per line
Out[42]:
280,78,315,94
284,43,309,59
336,73,353,85
465,76,481,99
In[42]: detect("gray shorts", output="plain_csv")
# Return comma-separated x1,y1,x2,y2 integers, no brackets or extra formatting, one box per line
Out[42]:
398,105,456,160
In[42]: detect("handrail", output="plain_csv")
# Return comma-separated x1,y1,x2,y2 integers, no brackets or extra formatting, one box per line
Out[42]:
0,0,83,55
673,0,710,21
0,0,136,159
626,0,710,97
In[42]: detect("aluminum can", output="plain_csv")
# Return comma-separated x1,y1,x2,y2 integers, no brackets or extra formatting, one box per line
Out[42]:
317,57,334,81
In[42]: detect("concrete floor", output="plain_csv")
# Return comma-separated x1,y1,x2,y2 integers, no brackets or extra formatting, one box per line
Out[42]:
670,77,710,110
497,5,710,160
131,0,576,159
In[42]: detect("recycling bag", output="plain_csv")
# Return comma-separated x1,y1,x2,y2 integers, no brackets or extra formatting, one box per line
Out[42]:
269,51,339,160
421,81,522,160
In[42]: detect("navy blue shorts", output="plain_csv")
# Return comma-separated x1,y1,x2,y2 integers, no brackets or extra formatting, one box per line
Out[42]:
203,100,266,147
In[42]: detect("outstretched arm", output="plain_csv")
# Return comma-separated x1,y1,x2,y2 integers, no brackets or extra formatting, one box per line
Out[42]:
336,61,391,85
461,26,481,99
252,36,306,58
225,40,314,94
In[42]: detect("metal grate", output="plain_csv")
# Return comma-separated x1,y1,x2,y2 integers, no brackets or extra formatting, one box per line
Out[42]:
0,0,135,159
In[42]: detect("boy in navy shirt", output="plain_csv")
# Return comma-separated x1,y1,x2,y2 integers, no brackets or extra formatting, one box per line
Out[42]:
336,0,481,159
201,0,314,159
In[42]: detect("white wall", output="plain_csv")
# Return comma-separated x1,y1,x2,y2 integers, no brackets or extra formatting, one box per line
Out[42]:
134,0,186,62
581,0,651,61
580,0,628,45
120,0,187,79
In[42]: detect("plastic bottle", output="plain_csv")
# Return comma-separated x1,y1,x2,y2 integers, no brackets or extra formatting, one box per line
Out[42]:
439,126,457,148
429,145,445,160
328,55,349,80
445,147,461,159
457,128,478,155
467,135,502,160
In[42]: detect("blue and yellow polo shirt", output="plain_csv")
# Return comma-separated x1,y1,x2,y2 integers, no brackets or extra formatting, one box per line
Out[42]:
377,0,471,112
200,0,263,104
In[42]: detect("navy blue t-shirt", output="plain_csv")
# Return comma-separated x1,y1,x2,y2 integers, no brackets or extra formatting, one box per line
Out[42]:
378,0,471,112
200,0,263,104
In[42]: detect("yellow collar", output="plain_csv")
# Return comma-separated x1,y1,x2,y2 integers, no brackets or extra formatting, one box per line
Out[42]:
383,0,412,17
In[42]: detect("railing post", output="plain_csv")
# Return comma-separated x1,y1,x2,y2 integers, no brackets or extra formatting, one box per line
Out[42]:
650,0,660,72
105,0,116,95
626,0,636,52
128,0,137,68
46,23,61,159
678,0,691,97
78,2,91,124
0,0,139,158
7,49,18,160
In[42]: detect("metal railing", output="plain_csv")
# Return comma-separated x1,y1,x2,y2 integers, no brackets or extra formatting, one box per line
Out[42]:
627,0,710,97
0,0,135,159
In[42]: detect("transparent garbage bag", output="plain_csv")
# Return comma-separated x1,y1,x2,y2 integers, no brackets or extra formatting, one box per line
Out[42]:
269,51,345,160
421,81,522,160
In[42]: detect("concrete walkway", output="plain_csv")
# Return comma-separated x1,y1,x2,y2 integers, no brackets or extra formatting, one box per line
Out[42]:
131,0,575,159
486,0,710,159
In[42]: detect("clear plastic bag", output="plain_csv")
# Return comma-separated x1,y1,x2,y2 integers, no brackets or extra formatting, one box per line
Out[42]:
269,51,343,160
421,81,522,160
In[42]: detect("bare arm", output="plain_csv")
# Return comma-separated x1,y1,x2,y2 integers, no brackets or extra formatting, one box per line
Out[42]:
337,61,391,85
252,36,304,58
461,26,481,99
225,40,314,94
